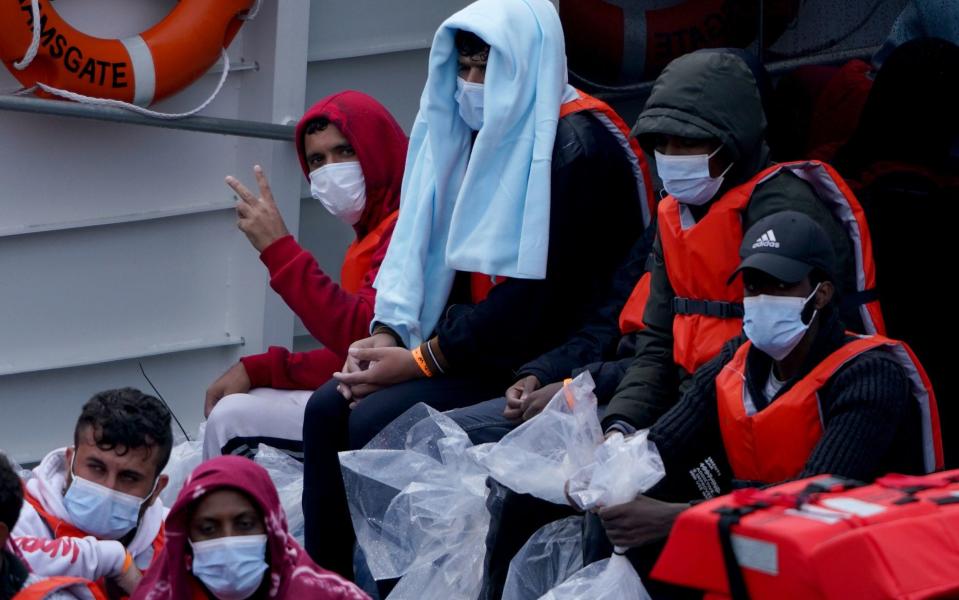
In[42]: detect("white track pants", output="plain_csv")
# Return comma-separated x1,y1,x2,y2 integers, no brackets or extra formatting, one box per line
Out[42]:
203,388,313,460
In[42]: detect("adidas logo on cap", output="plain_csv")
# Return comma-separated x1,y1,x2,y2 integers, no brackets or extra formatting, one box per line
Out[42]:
752,229,780,249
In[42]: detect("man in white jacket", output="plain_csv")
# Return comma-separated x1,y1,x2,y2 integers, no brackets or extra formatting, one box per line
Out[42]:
12,389,172,598
2,453,100,600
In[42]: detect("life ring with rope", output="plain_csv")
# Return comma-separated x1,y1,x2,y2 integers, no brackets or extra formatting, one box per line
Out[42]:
0,0,257,110
560,0,801,86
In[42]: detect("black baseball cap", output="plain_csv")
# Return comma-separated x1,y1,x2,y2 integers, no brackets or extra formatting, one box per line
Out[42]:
728,211,837,284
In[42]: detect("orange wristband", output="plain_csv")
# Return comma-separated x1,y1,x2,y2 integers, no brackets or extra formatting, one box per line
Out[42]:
121,551,134,575
411,347,434,377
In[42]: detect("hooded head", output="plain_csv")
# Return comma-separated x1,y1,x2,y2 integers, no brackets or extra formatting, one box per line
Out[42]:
131,456,365,600
633,51,770,191
294,91,408,237
371,0,573,348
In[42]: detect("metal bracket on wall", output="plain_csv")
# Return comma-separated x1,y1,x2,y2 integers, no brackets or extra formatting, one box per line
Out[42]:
573,46,881,101
0,334,246,377
0,94,294,141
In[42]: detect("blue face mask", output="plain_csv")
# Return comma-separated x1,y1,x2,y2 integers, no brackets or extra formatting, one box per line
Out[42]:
62,452,158,539
455,78,484,131
743,284,821,361
190,534,269,600
654,147,732,206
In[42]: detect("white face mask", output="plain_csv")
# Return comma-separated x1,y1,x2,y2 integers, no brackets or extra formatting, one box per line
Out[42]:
455,78,484,131
190,534,269,600
743,283,822,361
309,162,367,225
655,147,732,206
62,452,158,540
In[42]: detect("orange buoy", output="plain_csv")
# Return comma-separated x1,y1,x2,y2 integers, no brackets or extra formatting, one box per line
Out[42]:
560,0,801,85
0,0,255,106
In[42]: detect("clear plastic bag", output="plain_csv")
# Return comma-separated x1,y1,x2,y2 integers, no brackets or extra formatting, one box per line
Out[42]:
385,550,485,600
539,430,664,599
254,443,305,545
159,422,205,507
477,372,604,505
502,516,584,600
338,403,491,599
566,429,665,511
538,554,650,600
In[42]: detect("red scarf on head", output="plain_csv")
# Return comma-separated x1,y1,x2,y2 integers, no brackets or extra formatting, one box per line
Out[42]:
294,90,407,239
130,457,367,600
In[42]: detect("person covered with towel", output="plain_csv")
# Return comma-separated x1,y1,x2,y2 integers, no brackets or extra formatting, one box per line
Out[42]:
301,0,651,577
131,456,367,600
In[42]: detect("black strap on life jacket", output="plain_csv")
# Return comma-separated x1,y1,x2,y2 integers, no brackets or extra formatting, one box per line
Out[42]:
672,297,744,318
713,476,864,600
840,288,880,313
883,473,959,504
793,476,864,506
673,287,876,320
715,504,763,600
930,495,959,506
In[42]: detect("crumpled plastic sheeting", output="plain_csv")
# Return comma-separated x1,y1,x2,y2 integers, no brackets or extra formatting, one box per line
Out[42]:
160,424,307,546
338,403,491,599
538,554,650,600
566,429,665,511
159,422,205,507
477,372,604,505
537,429,663,599
481,373,663,599
385,548,486,600
502,516,584,600
255,443,305,546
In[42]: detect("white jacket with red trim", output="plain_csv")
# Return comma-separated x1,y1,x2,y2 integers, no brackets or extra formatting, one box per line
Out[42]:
17,573,96,599
12,448,167,581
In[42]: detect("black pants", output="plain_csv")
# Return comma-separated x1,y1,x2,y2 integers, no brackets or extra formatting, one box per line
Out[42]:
301,376,505,578
480,484,701,600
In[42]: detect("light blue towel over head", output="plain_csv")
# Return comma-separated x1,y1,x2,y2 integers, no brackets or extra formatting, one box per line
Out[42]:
372,0,574,347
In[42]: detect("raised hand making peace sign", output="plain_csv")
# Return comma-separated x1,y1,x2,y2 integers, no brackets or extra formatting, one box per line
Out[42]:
225,165,291,253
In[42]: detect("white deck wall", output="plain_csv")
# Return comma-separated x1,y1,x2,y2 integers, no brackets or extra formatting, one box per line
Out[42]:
0,0,478,463
0,0,315,462
0,0,904,462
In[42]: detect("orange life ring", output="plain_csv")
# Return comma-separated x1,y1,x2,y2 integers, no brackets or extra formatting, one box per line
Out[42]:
560,0,801,85
0,0,255,106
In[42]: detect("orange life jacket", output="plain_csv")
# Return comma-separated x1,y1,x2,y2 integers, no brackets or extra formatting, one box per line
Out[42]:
339,210,399,294
716,335,943,484
469,274,506,304
653,471,959,600
467,89,655,305
21,489,165,599
559,88,656,229
12,576,107,600
618,161,886,375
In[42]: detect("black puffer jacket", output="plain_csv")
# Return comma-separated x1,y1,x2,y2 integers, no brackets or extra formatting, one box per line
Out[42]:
515,219,656,401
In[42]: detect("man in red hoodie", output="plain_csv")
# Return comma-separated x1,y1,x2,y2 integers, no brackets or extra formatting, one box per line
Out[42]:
202,91,408,460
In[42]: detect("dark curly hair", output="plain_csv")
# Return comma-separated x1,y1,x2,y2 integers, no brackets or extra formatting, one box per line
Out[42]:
304,117,331,136
0,452,23,532
455,30,489,59
73,388,173,478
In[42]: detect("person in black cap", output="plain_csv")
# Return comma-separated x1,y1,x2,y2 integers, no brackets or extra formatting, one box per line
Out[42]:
586,210,938,565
